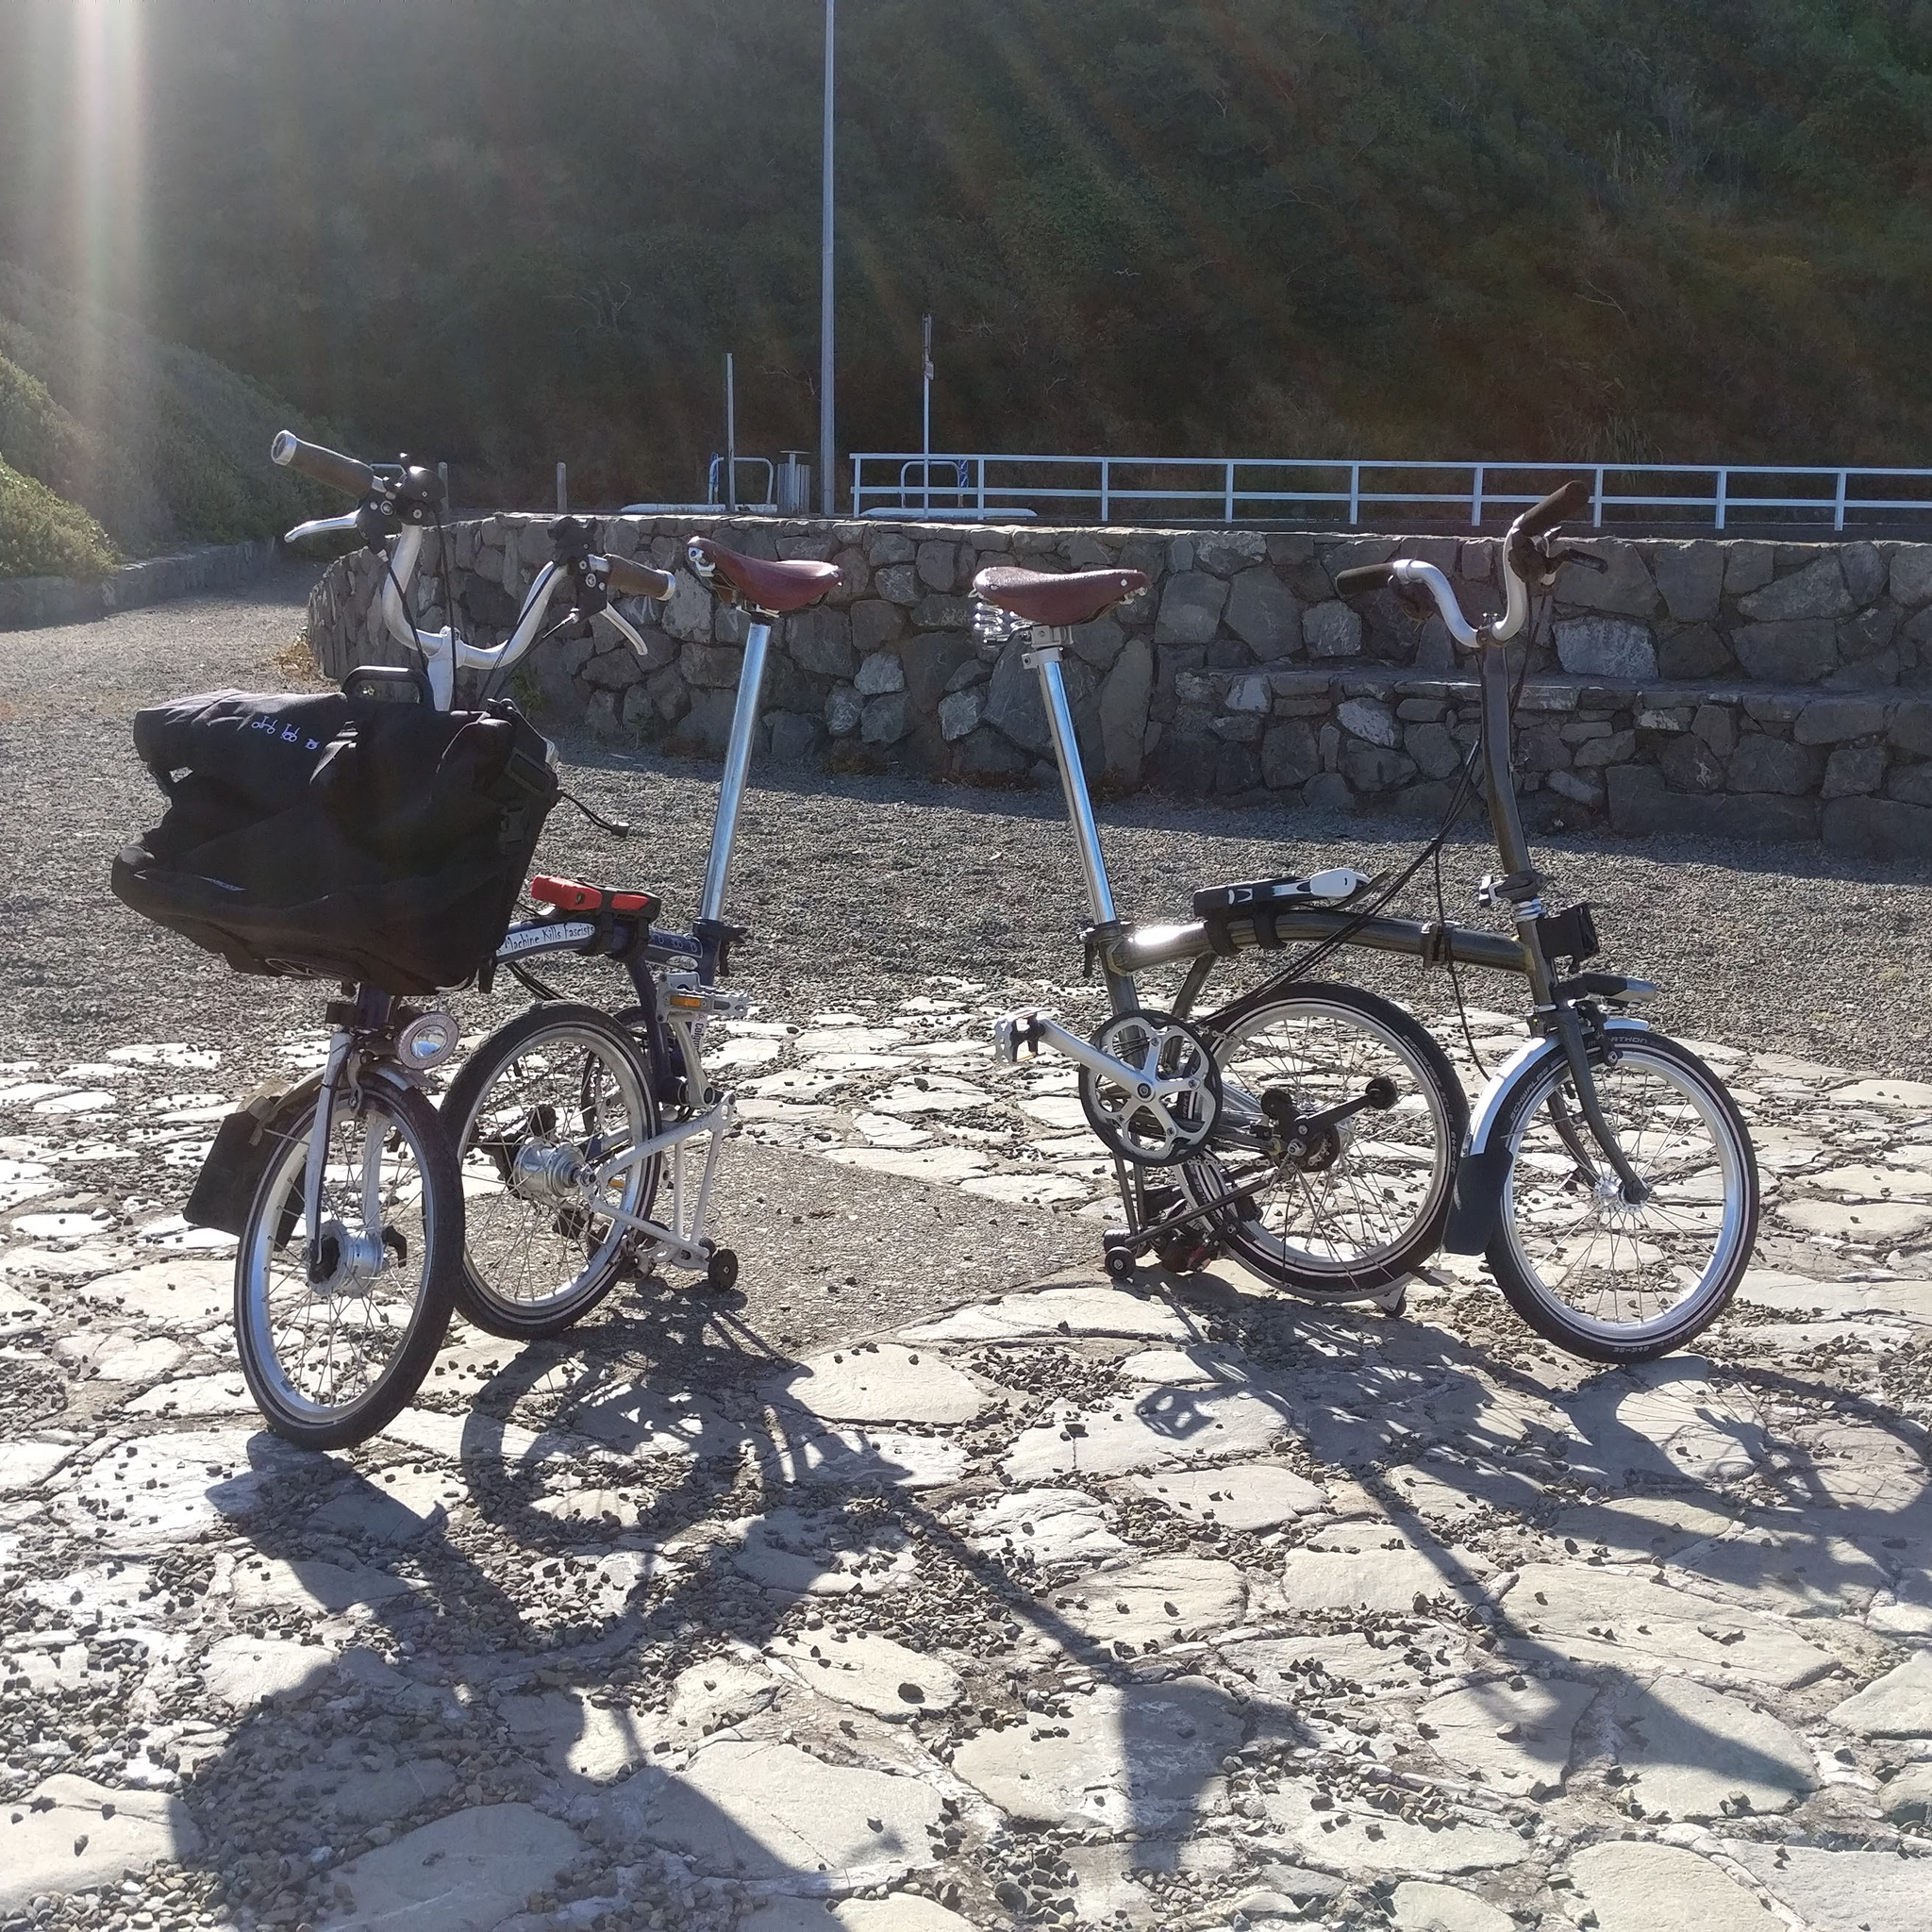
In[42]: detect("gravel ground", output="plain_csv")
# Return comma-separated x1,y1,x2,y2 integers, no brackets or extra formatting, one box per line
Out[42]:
5,562,1931,1068
3,575,1931,1932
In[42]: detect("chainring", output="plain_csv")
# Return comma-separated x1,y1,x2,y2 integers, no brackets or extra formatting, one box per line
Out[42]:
1078,1009,1222,1166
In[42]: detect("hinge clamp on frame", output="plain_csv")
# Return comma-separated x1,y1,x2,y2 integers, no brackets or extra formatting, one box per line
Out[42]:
1476,868,1541,910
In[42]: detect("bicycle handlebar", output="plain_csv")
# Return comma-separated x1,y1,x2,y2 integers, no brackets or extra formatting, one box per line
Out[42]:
603,555,675,601
271,430,376,498
1519,478,1591,539
1332,564,1396,596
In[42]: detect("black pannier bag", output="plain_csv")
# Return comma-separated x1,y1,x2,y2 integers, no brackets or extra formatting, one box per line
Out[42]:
110,681,560,994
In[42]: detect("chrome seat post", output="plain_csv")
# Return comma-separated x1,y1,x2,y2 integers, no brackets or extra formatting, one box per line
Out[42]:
698,612,773,924
1028,625,1137,1007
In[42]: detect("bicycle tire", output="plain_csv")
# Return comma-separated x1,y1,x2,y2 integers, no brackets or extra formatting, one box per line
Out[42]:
235,1076,459,1451
1485,1029,1758,1362
1180,982,1466,1299
441,1003,659,1340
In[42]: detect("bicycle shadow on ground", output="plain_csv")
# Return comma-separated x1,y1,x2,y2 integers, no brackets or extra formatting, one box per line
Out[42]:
144,1256,1932,1929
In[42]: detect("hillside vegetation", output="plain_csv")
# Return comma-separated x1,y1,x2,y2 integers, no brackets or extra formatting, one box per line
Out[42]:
0,263,330,576
1,0,1929,508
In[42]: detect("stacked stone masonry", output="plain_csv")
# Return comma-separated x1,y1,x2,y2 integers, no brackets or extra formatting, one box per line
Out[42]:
0,538,274,631
307,518,1932,861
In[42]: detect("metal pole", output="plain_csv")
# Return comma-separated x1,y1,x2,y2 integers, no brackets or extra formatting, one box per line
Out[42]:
818,0,836,515
921,312,932,512
724,353,737,513
1032,637,1120,929
700,619,773,924
556,463,567,514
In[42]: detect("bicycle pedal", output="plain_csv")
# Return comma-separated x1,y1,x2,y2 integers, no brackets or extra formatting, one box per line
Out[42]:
992,1009,1047,1064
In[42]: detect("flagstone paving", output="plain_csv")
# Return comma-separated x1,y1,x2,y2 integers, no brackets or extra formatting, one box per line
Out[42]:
1,1005,1930,1932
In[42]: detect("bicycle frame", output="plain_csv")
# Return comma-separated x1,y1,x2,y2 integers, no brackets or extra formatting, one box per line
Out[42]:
475,581,782,1276
1000,545,1657,1259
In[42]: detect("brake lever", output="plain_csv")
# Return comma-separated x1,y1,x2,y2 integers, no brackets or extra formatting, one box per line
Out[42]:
1552,544,1608,574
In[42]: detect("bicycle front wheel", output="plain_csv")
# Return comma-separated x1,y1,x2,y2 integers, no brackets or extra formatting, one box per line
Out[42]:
441,1004,659,1341
1181,983,1466,1299
1486,1030,1758,1362
235,1078,459,1450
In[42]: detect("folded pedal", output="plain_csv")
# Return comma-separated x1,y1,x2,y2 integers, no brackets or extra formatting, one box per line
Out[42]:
992,1009,1049,1064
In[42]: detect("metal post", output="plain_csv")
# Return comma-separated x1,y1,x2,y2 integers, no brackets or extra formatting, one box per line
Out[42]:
1834,469,1847,533
1031,636,1119,928
1348,462,1360,527
556,463,567,514
724,353,738,514
699,618,773,924
1592,465,1605,528
921,313,933,512
1224,460,1236,525
1470,463,1484,529
1715,469,1728,532
1100,458,1110,524
818,0,836,515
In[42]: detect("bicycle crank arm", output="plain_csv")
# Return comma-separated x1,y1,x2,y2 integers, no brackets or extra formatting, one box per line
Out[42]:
992,1008,1191,1099
1276,1074,1399,1146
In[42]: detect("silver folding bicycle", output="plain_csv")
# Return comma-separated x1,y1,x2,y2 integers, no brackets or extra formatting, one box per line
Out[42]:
167,431,682,1447
434,537,843,1341
972,480,1760,1363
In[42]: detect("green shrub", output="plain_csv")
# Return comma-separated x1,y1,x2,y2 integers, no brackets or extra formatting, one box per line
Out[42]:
0,349,170,548
0,263,340,554
0,456,116,580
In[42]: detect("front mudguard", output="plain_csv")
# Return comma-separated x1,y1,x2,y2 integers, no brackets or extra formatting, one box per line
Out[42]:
1441,1019,1650,1255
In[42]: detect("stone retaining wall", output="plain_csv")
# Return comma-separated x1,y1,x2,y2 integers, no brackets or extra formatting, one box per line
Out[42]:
307,516,1932,860
0,539,275,630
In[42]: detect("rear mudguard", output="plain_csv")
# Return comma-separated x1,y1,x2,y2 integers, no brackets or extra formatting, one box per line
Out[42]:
185,1074,325,1238
1442,1018,1650,1255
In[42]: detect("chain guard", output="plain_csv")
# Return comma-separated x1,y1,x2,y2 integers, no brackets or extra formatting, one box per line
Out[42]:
1078,1010,1222,1166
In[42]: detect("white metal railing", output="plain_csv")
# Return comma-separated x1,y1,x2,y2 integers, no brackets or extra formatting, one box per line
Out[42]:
848,453,1932,531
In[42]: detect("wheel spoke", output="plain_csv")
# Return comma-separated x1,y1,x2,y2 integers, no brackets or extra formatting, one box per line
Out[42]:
1181,991,1457,1290
1496,1040,1755,1349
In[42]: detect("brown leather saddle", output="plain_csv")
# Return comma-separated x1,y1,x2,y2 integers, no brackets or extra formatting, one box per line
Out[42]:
688,536,841,614
971,564,1149,628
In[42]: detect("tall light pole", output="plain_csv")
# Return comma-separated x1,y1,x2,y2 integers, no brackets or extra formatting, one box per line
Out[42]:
818,0,836,514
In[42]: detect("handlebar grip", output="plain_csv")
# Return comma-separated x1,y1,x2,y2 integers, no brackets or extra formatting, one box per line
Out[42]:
1519,478,1591,539
1333,564,1396,596
270,430,375,498
604,555,675,601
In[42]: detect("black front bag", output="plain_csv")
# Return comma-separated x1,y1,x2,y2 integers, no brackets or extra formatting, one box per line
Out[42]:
110,684,560,995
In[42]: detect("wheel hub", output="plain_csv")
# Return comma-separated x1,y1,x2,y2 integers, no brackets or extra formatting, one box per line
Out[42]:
308,1218,386,1298
511,1140,588,1207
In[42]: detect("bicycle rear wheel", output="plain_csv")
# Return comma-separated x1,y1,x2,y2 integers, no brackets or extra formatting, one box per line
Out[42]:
235,1078,458,1450
1179,983,1465,1298
1486,1030,1757,1362
441,1003,659,1340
